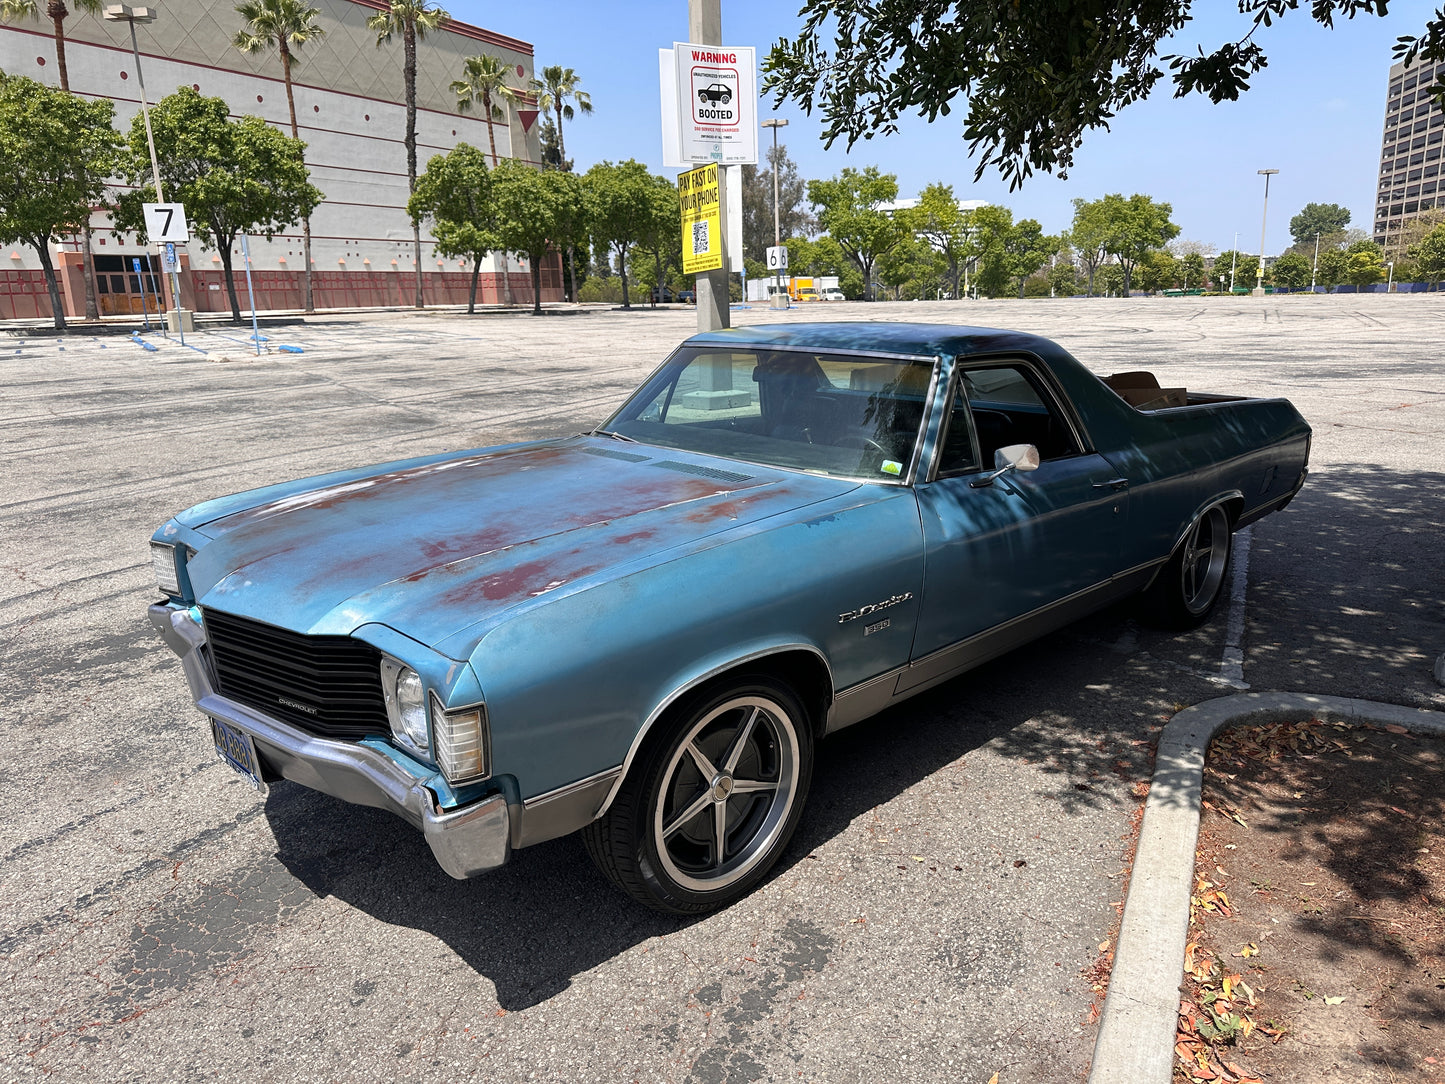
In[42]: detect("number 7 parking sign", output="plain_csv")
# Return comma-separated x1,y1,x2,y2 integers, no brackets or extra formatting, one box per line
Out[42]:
143,203,189,244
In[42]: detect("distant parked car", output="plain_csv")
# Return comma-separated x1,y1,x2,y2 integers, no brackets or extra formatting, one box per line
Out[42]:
676,288,696,303
821,288,846,301
698,83,732,104
148,322,1310,914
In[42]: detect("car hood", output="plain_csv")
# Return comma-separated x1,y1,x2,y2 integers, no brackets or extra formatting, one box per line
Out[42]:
184,436,856,652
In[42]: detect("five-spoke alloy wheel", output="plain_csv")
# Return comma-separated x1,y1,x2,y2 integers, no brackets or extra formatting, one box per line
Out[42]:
583,677,814,913
1142,504,1234,629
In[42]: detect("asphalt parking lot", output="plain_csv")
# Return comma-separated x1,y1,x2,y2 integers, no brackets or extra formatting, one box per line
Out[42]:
3,295,1442,1083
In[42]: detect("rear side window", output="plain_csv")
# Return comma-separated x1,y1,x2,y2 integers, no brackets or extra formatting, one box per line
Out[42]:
936,364,1081,476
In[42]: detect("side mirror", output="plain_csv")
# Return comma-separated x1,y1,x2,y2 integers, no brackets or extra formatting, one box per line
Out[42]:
970,443,1041,488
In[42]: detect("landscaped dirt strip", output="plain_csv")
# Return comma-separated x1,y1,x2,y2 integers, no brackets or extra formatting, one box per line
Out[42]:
1087,691,1445,1084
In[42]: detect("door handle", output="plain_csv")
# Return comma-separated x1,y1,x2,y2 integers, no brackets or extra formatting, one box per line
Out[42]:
1092,477,1129,490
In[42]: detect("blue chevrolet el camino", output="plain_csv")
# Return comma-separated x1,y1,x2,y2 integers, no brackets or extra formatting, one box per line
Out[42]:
148,323,1310,913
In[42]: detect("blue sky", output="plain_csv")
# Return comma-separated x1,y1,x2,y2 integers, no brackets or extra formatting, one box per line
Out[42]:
455,0,1436,254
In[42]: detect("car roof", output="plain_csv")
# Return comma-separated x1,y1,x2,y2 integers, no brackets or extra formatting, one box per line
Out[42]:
684,321,1058,360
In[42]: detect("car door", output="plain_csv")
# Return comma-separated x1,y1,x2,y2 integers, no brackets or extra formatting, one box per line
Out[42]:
903,360,1130,691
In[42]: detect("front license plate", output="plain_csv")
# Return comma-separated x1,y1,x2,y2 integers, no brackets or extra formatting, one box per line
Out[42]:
210,716,267,794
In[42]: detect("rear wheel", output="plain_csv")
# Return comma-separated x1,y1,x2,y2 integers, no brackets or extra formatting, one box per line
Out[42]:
1142,505,1234,629
582,677,814,914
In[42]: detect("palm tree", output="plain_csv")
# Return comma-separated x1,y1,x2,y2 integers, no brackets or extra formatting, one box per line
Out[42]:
1,0,103,322
529,65,592,302
452,53,520,306
367,1,449,308
233,0,325,314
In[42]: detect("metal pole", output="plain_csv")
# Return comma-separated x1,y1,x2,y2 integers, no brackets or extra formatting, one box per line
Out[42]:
241,233,261,355
1387,260,1395,293
121,11,179,332
1230,231,1238,293
132,255,151,330
1311,231,1320,291
1254,169,1278,296
690,0,728,332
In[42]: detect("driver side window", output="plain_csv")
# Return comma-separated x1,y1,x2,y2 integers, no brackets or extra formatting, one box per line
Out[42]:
936,363,1080,477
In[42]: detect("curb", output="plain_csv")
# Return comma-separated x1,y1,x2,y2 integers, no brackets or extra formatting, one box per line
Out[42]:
1087,691,1445,1084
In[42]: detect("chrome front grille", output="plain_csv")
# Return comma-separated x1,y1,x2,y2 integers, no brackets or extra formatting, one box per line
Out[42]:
202,608,389,740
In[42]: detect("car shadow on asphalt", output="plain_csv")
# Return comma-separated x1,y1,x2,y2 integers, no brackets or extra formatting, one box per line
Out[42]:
263,461,1445,1010
263,604,1168,1011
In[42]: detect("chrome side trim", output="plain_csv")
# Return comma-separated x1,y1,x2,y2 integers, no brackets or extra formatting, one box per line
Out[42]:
895,561,1161,698
825,666,908,733
516,765,623,848
1169,492,1245,554
594,643,835,819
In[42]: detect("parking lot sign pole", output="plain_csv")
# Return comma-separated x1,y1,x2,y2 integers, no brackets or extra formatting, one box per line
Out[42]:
132,256,151,331
689,0,729,332
241,233,261,356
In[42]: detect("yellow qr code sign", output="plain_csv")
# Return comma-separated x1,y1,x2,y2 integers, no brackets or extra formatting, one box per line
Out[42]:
679,163,722,275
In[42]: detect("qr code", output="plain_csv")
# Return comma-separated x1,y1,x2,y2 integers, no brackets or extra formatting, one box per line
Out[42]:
691,220,709,256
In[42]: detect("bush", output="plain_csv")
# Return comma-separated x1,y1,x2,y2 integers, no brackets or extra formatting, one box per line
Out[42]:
577,276,622,304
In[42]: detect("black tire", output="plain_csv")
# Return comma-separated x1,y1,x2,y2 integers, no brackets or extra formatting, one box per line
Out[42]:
582,676,814,914
1141,504,1234,630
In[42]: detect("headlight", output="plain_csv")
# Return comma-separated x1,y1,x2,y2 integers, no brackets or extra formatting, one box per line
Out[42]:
432,694,488,784
380,659,429,754
150,541,181,597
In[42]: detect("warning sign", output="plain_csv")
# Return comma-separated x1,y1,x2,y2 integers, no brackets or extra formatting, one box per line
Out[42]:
679,163,723,275
671,43,756,165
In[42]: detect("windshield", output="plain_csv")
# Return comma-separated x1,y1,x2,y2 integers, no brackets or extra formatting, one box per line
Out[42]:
602,347,936,481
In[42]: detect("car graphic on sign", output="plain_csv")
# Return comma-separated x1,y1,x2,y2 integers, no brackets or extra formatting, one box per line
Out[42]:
697,83,732,104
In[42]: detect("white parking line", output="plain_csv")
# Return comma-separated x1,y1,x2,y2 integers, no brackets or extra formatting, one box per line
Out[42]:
1218,526,1252,690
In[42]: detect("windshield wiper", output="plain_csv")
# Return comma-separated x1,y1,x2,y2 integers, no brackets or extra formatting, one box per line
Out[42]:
591,428,638,443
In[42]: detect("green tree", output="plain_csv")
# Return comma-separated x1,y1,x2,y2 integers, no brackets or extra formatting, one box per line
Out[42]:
1315,248,1346,289
1344,246,1385,288
1048,251,1079,296
530,65,593,302
969,203,1015,298
585,159,656,309
877,235,944,299
234,0,325,314
1288,202,1351,247
113,88,321,324
763,2,1445,188
1,0,105,319
1179,251,1205,290
1136,250,1179,294
1003,218,1056,298
632,174,682,308
0,73,119,329
1271,251,1312,290
409,143,491,313
902,182,974,299
1211,251,1255,292
489,160,584,315
741,141,813,260
1084,193,1179,294
1069,197,1111,296
1096,263,1125,297
807,166,904,301
1407,223,1445,289
368,0,450,308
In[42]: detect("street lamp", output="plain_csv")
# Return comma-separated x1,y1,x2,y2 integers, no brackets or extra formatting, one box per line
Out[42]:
102,4,185,333
1387,260,1395,292
760,118,788,310
1254,169,1279,296
1230,230,1238,292
1311,231,1321,292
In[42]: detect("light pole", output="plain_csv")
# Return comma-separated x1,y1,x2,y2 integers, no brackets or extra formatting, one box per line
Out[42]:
1230,231,1238,292
1387,260,1395,292
1254,168,1279,296
1311,231,1321,292
102,4,183,331
761,118,788,309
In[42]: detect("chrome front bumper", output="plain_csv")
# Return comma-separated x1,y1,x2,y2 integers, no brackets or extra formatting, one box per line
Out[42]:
148,603,510,879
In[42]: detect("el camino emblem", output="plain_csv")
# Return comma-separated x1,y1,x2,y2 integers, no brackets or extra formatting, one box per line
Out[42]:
838,592,913,625
277,696,319,716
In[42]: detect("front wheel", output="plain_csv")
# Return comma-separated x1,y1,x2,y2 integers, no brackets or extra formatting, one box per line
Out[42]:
1141,504,1234,629
582,677,814,914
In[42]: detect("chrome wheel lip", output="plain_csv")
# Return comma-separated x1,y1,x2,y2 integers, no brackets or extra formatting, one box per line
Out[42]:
652,695,800,894
1181,506,1230,615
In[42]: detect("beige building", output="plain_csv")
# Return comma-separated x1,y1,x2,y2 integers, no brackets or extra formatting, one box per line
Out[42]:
1374,56,1445,248
1,0,560,319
